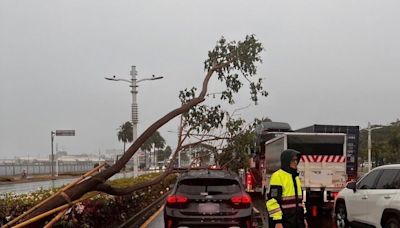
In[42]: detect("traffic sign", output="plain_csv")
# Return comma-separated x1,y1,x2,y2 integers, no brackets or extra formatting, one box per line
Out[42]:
55,130,75,136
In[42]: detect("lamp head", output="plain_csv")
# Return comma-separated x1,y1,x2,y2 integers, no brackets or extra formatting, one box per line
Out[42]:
105,76,118,81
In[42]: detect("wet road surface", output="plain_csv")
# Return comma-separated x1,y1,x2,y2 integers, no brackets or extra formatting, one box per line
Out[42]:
145,206,164,228
144,204,335,228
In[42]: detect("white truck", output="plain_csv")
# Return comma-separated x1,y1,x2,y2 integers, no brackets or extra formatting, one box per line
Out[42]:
261,132,347,215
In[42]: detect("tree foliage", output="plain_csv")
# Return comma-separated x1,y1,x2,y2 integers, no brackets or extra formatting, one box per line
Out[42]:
359,120,400,166
204,35,267,104
157,145,172,162
169,35,267,171
117,121,133,153
140,131,166,151
179,35,267,135
216,117,258,172
140,131,166,168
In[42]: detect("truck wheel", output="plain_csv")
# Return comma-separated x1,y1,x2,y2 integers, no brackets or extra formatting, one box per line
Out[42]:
335,203,349,228
384,217,400,228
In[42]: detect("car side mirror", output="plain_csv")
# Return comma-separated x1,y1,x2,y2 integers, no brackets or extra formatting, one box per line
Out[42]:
346,181,357,192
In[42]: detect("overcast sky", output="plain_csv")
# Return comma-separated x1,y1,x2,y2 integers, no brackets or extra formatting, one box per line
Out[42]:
1,0,400,159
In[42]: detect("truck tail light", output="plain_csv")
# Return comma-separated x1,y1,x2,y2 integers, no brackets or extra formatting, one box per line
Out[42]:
327,191,339,200
332,192,339,199
312,205,318,217
246,172,253,186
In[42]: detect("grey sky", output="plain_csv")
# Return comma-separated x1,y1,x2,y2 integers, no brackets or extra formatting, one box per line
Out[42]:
1,0,400,159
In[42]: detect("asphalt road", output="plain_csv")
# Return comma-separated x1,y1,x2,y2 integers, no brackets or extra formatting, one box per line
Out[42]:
144,206,164,228
308,213,336,228
252,194,336,228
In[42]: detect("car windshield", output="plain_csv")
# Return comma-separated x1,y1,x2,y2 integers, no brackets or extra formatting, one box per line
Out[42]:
176,178,241,195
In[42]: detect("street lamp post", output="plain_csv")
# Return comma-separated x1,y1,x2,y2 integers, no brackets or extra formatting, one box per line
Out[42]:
51,130,75,179
367,122,383,172
105,66,163,177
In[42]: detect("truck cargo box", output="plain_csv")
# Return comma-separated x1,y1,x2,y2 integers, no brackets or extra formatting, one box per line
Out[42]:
296,124,359,180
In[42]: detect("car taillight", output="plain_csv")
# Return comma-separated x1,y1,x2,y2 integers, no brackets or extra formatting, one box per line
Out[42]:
231,194,252,205
166,195,188,205
167,219,173,228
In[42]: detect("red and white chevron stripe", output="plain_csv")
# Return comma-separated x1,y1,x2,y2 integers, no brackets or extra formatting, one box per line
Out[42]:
300,155,346,163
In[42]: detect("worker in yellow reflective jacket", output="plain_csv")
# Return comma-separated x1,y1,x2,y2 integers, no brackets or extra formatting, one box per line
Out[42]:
266,149,308,228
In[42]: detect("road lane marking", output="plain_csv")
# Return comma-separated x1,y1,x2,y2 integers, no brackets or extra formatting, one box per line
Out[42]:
140,205,164,228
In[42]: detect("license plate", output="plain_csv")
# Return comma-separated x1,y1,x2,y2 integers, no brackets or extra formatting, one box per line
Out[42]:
198,203,220,213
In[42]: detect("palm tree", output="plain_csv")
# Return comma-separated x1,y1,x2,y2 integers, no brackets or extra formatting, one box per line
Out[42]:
159,145,172,162
140,131,166,168
117,121,133,153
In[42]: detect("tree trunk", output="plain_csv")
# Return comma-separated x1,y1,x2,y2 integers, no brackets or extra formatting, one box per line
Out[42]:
145,150,148,169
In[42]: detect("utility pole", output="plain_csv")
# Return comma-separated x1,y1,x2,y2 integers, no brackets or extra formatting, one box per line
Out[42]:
367,122,382,172
105,66,163,177
130,66,138,141
51,131,54,179
51,130,75,179
129,66,139,176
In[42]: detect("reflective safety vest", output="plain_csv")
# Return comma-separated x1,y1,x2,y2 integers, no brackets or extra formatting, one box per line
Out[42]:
266,169,306,227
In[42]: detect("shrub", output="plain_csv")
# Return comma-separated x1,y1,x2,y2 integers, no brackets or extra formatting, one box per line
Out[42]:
0,187,59,226
0,172,176,227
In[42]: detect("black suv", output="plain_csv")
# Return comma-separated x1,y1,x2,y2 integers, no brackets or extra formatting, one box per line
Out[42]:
164,169,253,228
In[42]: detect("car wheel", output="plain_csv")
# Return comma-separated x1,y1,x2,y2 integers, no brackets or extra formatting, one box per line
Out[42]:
385,217,400,228
335,203,349,228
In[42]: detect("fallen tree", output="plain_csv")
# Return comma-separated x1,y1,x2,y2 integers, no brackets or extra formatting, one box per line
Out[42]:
11,35,267,226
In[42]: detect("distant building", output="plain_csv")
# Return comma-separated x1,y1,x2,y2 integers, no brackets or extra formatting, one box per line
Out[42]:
105,149,124,160
15,156,46,164
57,155,105,163
56,151,68,158
13,152,106,164
0,159,16,164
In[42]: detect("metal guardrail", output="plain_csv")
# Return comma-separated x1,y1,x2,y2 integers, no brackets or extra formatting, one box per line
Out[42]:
118,190,171,228
0,163,95,176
